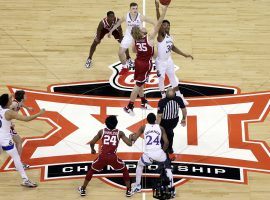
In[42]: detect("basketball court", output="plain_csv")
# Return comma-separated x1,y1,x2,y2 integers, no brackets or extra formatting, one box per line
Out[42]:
0,0,270,199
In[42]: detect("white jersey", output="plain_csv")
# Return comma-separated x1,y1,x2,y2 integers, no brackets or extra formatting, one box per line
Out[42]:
0,108,12,142
143,124,162,152
125,12,142,36
157,34,174,61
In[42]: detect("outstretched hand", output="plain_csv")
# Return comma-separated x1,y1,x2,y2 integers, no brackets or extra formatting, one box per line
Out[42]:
186,54,194,60
91,149,96,154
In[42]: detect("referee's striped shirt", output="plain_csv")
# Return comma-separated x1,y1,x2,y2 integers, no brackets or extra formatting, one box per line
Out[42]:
157,96,186,120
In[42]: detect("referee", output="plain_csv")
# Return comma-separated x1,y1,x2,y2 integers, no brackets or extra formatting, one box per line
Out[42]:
156,87,187,157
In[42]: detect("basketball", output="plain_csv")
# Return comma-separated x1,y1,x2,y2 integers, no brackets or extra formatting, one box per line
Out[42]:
159,0,171,6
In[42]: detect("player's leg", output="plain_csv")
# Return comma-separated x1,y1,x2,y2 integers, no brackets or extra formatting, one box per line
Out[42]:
85,30,106,68
156,58,167,98
78,155,104,196
109,154,132,197
124,84,141,115
119,34,133,75
3,142,37,187
132,153,152,193
115,31,132,67
166,59,189,105
12,134,29,169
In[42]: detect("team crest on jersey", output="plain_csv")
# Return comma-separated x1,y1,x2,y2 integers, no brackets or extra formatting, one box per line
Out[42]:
1,61,270,191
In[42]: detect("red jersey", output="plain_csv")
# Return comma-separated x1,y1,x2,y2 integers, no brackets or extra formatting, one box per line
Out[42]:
11,99,23,112
135,36,154,62
100,128,120,154
102,17,118,31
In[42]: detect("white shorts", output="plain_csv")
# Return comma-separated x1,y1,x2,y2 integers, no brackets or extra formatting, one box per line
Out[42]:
0,136,14,150
138,149,167,166
120,33,133,49
155,57,175,79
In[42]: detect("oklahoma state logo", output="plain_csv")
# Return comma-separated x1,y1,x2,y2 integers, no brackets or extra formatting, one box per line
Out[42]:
1,62,270,190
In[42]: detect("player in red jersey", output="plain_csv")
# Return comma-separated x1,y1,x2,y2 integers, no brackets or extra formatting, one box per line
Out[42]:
78,115,133,197
85,11,131,68
124,4,168,115
10,90,34,169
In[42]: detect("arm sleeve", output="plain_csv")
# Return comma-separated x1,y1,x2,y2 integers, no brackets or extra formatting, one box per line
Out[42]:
157,99,165,114
176,96,186,108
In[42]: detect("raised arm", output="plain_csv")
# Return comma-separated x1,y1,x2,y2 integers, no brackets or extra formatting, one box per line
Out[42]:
155,0,161,19
172,45,194,59
5,109,45,122
89,130,103,154
119,131,132,146
141,15,156,26
160,126,169,152
108,16,125,37
149,5,168,41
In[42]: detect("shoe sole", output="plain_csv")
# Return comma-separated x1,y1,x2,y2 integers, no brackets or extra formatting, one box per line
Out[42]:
21,184,38,188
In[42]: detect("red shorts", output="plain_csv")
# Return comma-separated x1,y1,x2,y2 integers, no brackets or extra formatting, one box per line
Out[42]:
134,59,153,86
96,28,122,41
91,153,125,172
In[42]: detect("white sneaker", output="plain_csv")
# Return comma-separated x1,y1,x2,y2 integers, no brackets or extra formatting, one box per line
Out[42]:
22,163,30,169
131,184,141,193
21,179,38,188
126,58,134,68
85,58,92,69
180,94,189,106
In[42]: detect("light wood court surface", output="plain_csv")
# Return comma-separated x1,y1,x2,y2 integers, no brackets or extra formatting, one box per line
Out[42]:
0,0,270,199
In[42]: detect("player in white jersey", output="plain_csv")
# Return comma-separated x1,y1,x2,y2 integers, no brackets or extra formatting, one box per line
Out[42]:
130,113,174,196
0,93,45,187
155,0,193,104
10,90,34,169
108,2,155,75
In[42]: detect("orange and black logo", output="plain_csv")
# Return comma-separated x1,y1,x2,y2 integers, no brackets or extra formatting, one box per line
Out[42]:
1,62,270,191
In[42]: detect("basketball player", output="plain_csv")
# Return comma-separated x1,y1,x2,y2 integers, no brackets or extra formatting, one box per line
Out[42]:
130,113,175,196
124,4,168,114
78,115,133,197
85,11,131,68
0,93,45,187
155,0,193,104
10,90,33,169
108,2,155,75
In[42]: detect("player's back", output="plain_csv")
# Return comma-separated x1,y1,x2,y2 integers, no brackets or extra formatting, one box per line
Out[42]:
143,124,162,152
100,128,120,154
135,36,154,62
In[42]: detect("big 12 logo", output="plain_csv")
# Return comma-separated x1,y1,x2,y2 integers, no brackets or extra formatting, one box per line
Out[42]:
1,62,270,191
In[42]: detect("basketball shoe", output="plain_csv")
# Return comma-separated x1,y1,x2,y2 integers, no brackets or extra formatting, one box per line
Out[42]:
131,184,142,193
141,100,153,110
21,179,38,188
85,58,92,69
127,58,134,68
22,163,30,169
78,186,86,196
126,187,133,197
124,106,135,116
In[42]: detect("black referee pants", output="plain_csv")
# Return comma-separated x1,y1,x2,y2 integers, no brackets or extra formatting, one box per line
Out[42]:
160,117,179,154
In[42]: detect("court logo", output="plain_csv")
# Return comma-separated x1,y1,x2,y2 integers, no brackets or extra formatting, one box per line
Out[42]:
1,62,270,191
